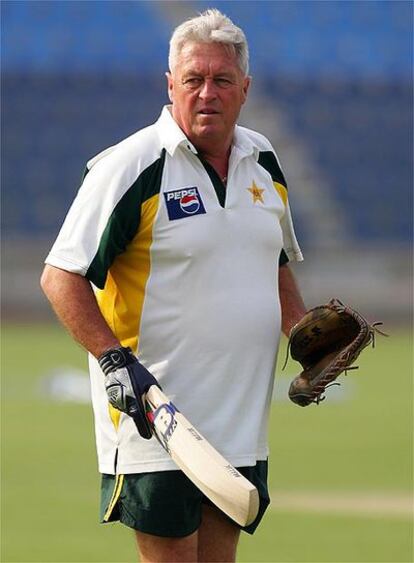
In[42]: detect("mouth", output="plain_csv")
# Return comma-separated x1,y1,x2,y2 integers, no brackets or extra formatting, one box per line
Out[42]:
197,109,219,115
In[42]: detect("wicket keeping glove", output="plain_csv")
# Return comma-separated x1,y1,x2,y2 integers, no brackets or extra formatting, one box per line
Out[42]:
98,346,160,439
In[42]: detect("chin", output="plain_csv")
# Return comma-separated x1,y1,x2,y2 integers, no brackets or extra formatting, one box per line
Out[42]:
194,124,224,138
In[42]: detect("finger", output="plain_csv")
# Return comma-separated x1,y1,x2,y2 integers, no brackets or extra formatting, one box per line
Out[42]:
132,408,153,439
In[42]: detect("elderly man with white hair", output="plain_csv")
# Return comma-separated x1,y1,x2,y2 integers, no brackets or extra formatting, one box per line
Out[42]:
41,8,305,562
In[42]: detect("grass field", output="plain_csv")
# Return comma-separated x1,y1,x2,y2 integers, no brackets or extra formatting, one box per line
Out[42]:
1,323,413,563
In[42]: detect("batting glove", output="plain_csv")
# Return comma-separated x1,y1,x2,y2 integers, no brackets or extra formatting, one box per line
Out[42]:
98,346,160,439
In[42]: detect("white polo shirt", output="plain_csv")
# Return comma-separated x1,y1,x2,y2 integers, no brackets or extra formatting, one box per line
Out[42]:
46,106,303,474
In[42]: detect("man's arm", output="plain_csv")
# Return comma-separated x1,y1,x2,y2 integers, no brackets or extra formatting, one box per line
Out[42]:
40,264,119,358
278,263,306,337
40,264,159,438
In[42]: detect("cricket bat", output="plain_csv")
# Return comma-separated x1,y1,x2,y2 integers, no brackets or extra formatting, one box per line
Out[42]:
145,385,260,527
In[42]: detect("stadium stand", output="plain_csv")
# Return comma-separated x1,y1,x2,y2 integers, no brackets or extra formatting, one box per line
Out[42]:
196,0,413,243
2,0,412,245
2,72,167,235
266,76,412,241
2,1,170,238
2,0,170,71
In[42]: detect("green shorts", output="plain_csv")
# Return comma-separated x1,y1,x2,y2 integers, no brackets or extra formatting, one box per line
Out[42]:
100,461,270,537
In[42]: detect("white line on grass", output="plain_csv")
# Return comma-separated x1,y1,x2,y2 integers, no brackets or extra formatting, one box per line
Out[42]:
270,491,413,519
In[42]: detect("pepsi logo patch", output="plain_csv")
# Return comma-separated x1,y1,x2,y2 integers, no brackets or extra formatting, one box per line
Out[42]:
164,187,206,221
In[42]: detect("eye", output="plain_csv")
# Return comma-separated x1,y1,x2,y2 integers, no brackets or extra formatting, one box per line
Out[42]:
215,78,233,88
183,77,203,88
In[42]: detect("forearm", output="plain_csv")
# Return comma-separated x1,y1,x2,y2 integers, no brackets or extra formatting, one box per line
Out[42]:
40,265,119,358
278,264,306,337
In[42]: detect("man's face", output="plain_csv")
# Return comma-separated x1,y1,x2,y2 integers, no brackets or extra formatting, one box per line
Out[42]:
167,42,250,150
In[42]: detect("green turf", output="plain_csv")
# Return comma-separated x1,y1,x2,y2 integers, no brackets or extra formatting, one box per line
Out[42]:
239,511,413,563
1,324,412,562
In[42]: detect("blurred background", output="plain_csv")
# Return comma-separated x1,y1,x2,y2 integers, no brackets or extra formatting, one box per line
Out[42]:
1,1,413,562
2,0,412,320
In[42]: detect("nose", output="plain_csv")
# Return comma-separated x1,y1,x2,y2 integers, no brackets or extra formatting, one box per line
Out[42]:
199,78,217,101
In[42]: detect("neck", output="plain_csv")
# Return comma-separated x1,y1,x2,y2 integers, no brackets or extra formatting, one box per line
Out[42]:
200,149,231,183
195,137,232,160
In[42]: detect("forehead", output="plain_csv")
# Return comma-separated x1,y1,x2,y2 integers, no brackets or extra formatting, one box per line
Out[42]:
175,42,241,75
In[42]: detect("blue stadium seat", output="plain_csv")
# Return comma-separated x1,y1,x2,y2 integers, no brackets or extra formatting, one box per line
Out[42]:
2,0,170,71
2,1,412,243
196,0,412,79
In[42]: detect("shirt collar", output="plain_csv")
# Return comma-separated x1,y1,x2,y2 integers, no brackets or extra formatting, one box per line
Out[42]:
156,105,198,157
156,105,260,160
233,126,260,160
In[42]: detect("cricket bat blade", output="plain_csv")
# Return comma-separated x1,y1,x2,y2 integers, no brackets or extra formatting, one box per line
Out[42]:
145,385,260,527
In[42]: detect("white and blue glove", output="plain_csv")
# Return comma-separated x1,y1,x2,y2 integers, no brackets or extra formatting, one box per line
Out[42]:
98,346,160,439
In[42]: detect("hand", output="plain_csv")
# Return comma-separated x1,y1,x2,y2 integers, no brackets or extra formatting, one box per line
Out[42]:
98,346,160,439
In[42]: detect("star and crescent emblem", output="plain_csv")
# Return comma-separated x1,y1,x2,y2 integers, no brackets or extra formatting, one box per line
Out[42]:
247,181,265,204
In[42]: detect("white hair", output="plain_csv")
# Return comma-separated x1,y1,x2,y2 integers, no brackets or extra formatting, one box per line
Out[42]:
168,8,249,76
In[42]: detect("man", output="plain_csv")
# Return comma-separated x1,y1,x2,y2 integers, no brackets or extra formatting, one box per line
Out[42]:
41,9,306,563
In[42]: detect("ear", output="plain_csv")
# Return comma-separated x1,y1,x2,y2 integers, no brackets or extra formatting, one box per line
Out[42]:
241,76,251,105
166,72,174,102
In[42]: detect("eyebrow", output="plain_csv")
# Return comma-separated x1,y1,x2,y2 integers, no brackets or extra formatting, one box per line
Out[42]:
182,70,236,79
